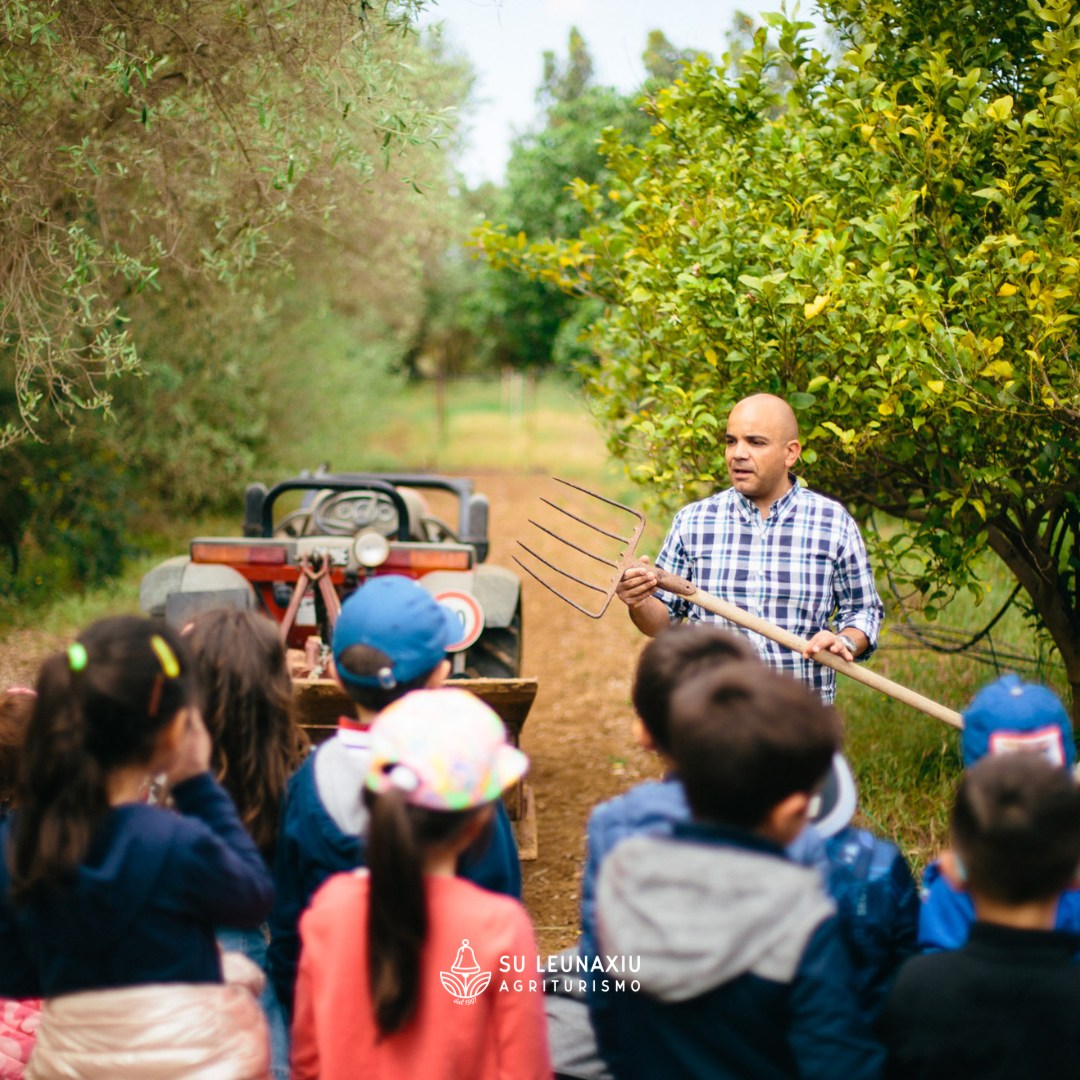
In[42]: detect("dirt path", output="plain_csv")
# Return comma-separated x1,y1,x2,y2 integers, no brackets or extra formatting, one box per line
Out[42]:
0,470,660,955
473,473,663,955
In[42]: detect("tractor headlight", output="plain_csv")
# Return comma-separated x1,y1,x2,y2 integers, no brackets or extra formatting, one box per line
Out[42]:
353,530,390,568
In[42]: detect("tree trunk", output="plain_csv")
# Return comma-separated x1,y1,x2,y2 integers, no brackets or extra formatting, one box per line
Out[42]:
986,521,1080,729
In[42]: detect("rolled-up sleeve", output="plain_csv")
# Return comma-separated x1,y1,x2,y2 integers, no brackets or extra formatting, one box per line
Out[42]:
654,512,693,622
833,515,884,658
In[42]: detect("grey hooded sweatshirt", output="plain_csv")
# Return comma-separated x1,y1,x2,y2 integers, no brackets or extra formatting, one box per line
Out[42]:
592,822,884,1080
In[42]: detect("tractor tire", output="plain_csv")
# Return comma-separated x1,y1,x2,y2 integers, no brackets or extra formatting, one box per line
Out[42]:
463,600,522,679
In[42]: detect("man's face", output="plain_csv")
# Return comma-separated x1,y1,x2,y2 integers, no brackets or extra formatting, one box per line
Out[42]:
724,399,801,507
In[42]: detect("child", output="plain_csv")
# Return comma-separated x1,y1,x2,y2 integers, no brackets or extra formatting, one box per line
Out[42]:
0,689,39,1079
187,608,310,1080
883,753,1080,1077
267,574,522,1017
580,624,818,963
291,687,550,1080
592,662,883,1079
918,673,1080,951
582,624,916,997
187,609,309,865
0,616,275,1078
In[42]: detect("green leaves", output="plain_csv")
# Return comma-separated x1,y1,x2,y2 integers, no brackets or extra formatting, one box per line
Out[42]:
487,0,1080,690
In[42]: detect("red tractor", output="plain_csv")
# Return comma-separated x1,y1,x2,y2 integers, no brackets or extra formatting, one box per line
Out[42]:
140,470,537,854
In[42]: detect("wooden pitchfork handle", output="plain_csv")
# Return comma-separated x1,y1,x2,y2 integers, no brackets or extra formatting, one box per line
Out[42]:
652,568,964,730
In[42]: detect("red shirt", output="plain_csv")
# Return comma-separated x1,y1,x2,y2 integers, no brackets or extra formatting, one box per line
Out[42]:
292,872,551,1080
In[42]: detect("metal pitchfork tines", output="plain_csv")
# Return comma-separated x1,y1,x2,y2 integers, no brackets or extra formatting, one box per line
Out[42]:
516,476,965,730
513,477,645,619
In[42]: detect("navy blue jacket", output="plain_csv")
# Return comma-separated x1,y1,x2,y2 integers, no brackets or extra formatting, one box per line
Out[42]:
0,773,274,998
592,822,884,1080
267,748,522,1016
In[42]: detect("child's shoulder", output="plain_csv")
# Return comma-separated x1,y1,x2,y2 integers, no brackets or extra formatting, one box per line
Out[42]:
588,777,687,846
427,875,535,941
1055,887,1080,933
302,868,367,928
825,826,913,882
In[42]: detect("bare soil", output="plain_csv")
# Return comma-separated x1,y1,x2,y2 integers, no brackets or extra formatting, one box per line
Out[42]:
477,474,663,954
0,471,661,957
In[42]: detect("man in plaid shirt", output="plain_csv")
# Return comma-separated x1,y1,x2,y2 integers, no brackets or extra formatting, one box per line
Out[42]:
616,393,883,703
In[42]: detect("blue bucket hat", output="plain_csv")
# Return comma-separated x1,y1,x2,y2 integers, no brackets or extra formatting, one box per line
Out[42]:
332,575,462,689
961,673,1075,769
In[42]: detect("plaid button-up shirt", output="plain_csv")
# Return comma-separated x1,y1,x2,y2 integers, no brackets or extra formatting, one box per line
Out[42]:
655,480,884,702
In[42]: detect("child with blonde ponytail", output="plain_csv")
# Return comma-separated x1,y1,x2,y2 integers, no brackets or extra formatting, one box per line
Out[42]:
0,616,275,1079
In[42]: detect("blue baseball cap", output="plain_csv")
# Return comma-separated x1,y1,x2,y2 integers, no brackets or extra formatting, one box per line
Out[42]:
961,674,1075,769
332,575,462,689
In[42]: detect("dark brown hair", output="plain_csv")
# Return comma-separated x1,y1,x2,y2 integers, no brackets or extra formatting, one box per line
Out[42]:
952,753,1080,905
0,691,34,810
363,786,483,1037
669,662,840,828
10,617,195,903
186,609,308,862
632,624,758,752
335,644,438,712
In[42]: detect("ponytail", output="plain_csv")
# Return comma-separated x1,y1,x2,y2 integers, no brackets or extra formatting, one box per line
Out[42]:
10,653,108,904
8,617,194,904
364,787,481,1037
366,786,427,1037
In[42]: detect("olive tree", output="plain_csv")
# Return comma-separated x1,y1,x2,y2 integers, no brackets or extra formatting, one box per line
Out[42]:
0,0,445,450
478,0,1080,718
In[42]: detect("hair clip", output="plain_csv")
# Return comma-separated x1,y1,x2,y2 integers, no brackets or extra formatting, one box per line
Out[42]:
149,635,180,678
377,665,397,690
5,687,36,698
67,643,88,672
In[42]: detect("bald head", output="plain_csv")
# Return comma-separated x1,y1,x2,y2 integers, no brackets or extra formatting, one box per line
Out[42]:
728,395,799,443
725,394,802,515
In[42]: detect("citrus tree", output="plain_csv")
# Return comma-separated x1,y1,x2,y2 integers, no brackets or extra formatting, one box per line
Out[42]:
477,0,1080,719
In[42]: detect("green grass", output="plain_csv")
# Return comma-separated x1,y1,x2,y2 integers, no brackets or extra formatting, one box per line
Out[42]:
2,514,237,634
269,369,615,480
845,555,1064,873
256,300,614,479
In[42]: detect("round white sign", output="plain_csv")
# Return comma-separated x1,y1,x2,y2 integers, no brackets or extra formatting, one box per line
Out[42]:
436,590,485,651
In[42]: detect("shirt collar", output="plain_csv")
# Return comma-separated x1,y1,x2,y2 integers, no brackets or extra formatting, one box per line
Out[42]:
731,475,802,523
336,714,372,750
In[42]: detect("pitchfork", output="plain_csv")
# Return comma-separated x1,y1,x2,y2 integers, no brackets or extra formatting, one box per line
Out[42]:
515,478,963,729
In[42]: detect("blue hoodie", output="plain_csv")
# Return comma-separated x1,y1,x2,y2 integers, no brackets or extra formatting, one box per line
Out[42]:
0,772,274,998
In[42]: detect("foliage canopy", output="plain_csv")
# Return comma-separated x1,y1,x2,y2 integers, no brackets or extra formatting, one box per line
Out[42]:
0,0,468,594
0,0,450,449
478,0,1080,716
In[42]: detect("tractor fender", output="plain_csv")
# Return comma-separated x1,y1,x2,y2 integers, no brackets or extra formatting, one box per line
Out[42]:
471,564,521,629
140,556,256,626
418,565,520,630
